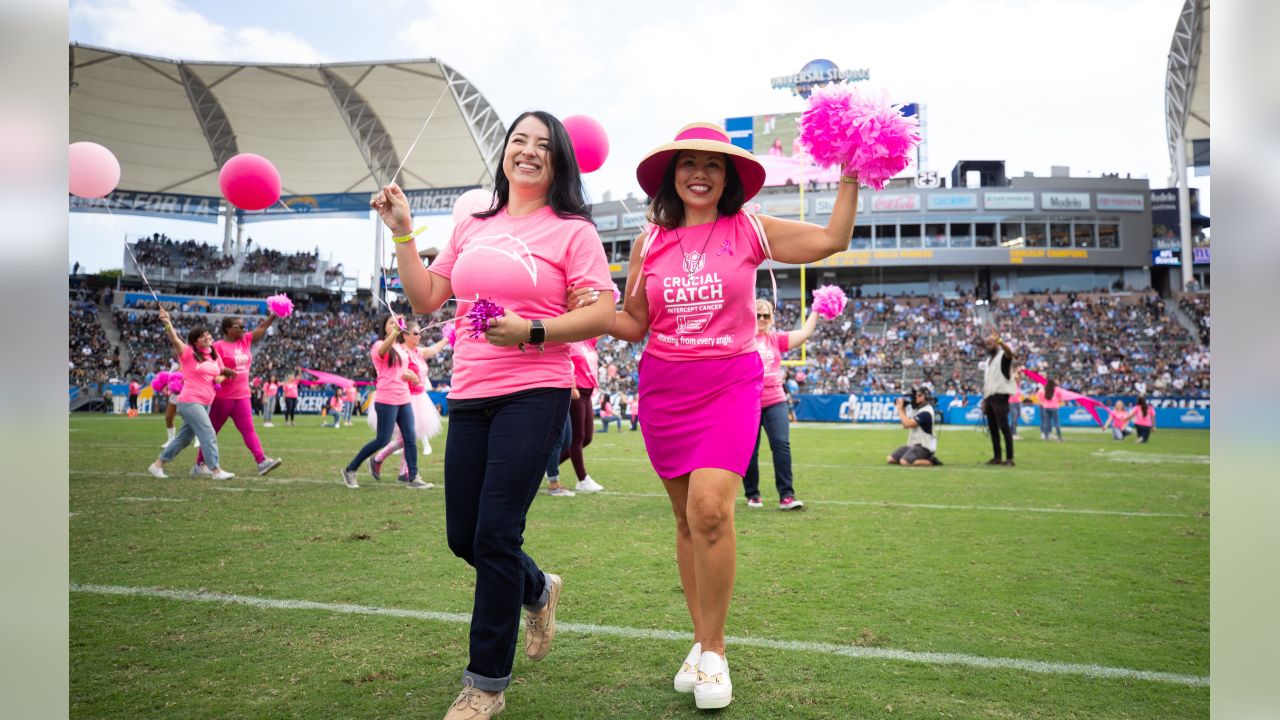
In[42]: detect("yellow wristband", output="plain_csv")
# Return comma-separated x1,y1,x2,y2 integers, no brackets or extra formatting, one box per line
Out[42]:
840,174,859,184
392,225,427,244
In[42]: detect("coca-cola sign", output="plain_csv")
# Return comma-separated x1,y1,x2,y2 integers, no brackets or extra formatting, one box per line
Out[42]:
870,194,921,212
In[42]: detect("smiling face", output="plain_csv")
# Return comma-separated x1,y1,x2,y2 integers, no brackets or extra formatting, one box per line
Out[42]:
673,150,727,214
502,115,554,197
224,319,245,341
755,299,774,334
195,331,213,349
403,322,422,348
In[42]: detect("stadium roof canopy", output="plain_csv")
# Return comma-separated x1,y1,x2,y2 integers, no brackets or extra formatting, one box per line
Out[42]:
1165,0,1209,178
69,43,507,197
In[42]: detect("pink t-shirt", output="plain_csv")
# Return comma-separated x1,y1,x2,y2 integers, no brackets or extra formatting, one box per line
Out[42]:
1037,387,1064,409
407,348,428,396
129,381,140,396
213,335,254,400
328,395,343,412
428,205,612,399
1132,405,1155,427
642,212,766,362
344,385,359,403
1109,408,1131,430
756,331,791,407
264,382,279,399
370,340,412,405
282,380,299,399
177,345,223,405
570,340,599,389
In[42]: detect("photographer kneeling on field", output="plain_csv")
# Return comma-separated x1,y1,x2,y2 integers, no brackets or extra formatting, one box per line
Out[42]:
888,387,942,466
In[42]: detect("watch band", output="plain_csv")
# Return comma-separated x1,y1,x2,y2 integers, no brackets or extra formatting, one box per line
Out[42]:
528,319,546,345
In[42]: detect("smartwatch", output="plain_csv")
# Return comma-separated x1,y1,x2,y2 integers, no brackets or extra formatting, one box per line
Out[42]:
528,319,546,345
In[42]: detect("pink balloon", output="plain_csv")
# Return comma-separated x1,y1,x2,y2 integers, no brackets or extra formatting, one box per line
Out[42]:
451,188,494,224
218,153,282,211
68,142,121,199
562,115,609,173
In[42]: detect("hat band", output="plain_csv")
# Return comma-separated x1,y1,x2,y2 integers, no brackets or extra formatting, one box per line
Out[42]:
674,126,731,144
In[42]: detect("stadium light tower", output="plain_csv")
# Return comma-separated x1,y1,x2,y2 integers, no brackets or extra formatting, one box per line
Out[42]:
1164,0,1209,291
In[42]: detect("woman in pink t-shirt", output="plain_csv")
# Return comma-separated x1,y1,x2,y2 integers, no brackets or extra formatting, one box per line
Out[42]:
1035,378,1065,442
608,122,859,709
194,315,282,476
281,375,300,426
371,111,615,715
1106,400,1134,440
262,376,280,427
369,324,447,481
553,339,605,492
343,316,426,488
1131,396,1156,443
743,299,820,510
148,308,237,480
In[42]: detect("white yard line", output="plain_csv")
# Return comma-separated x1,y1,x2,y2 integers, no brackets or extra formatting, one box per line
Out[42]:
69,582,1208,688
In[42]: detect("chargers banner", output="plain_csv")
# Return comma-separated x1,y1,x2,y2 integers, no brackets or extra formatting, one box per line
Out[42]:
240,192,379,222
123,292,268,314
796,394,1210,429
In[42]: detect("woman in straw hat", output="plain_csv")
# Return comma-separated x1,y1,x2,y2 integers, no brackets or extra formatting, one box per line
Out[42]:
607,122,860,709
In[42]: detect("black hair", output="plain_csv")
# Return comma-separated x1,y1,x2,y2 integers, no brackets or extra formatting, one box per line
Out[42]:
220,316,246,335
648,150,746,230
474,111,592,223
186,326,218,362
1136,395,1149,414
374,316,406,367
1044,378,1057,398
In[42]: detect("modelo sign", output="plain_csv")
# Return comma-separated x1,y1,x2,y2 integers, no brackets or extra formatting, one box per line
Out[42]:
870,194,921,212
1041,193,1091,211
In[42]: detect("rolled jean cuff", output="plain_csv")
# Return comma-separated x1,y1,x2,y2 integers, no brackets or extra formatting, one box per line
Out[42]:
462,669,510,693
522,571,551,613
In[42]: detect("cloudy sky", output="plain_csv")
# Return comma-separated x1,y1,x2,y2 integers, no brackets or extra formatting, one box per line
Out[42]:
68,0,1209,281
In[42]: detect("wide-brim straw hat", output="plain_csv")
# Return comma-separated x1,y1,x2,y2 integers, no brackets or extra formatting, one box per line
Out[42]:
636,122,766,200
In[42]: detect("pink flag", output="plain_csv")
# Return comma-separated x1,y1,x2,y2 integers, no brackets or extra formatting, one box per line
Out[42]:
301,368,355,389
1023,369,1109,426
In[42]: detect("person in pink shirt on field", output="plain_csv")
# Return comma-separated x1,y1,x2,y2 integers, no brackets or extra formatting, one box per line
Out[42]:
1106,400,1134,440
148,308,237,480
321,387,344,428
743,299,820,510
371,111,615,719
606,122,859,710
1131,396,1156,443
281,374,300,426
343,316,428,489
262,376,280,427
368,323,446,481
341,382,360,426
551,339,605,492
1036,377,1065,442
194,315,283,476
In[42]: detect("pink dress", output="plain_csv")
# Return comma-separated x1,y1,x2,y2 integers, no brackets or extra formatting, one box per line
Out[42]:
637,212,766,479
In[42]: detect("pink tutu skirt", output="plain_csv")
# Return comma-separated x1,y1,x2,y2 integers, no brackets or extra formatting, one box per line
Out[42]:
637,351,763,479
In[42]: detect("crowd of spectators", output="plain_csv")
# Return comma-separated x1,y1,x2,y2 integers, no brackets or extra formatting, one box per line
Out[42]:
131,234,234,273
1179,294,1210,346
99,288,1210,403
68,289,121,386
241,246,319,275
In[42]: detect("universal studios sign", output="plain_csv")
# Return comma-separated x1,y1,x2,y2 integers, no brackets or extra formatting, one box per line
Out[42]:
772,59,870,98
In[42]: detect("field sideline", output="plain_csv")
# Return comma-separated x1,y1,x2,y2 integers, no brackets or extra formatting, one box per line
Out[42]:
70,415,1209,718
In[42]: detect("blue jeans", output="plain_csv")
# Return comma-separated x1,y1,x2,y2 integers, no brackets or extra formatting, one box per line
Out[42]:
546,412,572,479
1008,402,1021,432
161,401,220,469
600,414,622,432
346,402,417,477
262,395,275,423
743,401,796,501
1040,407,1062,439
444,389,570,691
341,400,354,424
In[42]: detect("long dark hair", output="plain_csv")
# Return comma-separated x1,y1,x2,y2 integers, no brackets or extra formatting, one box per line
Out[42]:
1136,395,1149,415
374,317,405,367
186,326,218,362
1044,378,1057,398
648,150,746,230
474,111,592,223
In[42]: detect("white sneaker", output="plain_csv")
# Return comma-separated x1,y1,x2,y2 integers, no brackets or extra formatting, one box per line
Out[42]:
575,475,604,493
342,469,359,489
147,462,168,479
747,497,764,509
694,651,732,709
403,475,434,489
547,486,576,497
190,463,213,477
256,457,282,476
263,422,274,427
193,437,201,448
210,469,235,481
673,642,701,693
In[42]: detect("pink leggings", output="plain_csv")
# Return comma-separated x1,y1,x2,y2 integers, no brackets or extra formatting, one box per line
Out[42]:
197,396,266,466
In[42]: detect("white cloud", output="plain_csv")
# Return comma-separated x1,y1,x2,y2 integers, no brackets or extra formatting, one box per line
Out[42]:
71,0,326,63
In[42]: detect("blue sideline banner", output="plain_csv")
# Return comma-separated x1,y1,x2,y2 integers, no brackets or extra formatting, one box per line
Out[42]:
70,190,222,223
124,292,268,314
797,394,1211,429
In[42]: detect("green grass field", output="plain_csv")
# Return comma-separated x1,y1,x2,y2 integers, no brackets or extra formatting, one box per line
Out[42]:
69,415,1209,719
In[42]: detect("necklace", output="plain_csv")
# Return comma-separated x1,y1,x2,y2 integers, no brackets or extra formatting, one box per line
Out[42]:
673,214,719,282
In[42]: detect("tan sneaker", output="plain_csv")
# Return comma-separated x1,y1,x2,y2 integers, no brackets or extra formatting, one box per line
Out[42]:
523,573,562,660
443,679,505,719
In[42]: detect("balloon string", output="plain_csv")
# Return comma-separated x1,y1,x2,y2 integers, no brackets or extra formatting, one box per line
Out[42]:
388,86,450,187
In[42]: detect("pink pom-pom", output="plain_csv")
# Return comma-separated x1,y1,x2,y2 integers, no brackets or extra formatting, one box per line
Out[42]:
266,293,294,318
167,377,184,394
798,83,921,191
150,374,168,393
442,321,457,347
811,285,848,320
465,298,505,339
